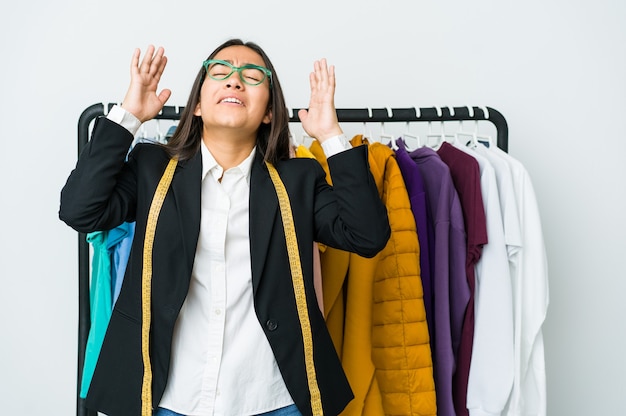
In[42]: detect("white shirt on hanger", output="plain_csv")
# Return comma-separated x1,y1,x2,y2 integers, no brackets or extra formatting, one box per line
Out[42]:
488,146,549,416
474,144,522,263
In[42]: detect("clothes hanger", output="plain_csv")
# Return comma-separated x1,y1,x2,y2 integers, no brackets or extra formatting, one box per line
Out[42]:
425,119,439,149
155,119,164,143
379,106,396,149
454,106,477,148
461,106,493,148
287,108,299,147
300,132,315,148
475,106,493,148
289,107,316,149
361,108,374,143
442,106,458,145
402,119,421,151
287,108,302,148
452,106,493,150
399,106,421,150
425,106,455,150
425,107,442,148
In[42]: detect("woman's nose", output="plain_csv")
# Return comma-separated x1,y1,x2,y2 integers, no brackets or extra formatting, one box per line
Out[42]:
225,74,243,89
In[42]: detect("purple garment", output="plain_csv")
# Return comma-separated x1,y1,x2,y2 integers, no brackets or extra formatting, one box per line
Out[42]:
437,142,488,416
394,139,434,345
409,146,469,416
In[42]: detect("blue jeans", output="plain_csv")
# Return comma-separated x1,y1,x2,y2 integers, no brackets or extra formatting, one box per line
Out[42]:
154,403,302,416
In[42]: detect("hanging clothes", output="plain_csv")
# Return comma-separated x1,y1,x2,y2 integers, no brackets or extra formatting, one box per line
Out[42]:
106,221,135,305
436,140,487,416
486,146,549,416
80,231,113,398
445,142,515,416
81,143,139,397
394,139,435,353
311,136,436,416
472,144,522,265
407,145,469,416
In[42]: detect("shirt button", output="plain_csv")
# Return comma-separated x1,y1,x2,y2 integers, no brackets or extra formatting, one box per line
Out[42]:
266,319,278,331
215,309,222,315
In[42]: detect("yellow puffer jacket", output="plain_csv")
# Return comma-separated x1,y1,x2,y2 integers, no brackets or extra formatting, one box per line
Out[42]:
310,136,437,416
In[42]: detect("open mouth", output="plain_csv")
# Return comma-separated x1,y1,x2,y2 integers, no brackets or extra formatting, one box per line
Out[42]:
220,97,243,105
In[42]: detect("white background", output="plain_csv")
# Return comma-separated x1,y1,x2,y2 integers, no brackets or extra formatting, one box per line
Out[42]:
1,1,624,415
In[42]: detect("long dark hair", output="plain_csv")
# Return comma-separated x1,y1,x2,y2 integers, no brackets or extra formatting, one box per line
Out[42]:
165,39,291,163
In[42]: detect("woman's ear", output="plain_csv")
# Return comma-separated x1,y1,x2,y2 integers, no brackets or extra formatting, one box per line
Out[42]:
194,102,202,116
262,108,272,124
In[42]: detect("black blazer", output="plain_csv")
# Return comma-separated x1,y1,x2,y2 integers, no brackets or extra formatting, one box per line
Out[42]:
60,117,390,416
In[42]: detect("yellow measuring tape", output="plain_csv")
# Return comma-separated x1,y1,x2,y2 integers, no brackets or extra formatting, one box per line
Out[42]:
141,158,177,416
266,162,324,416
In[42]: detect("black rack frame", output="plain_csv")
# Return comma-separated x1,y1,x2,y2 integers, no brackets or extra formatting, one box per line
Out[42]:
75,103,508,416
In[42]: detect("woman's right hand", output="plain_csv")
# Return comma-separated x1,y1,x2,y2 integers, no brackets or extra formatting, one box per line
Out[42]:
121,45,171,123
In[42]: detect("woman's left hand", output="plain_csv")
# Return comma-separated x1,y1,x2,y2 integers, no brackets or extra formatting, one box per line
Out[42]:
299,59,344,143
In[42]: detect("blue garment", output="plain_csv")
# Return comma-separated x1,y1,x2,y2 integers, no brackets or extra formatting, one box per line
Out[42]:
107,221,135,304
80,231,113,398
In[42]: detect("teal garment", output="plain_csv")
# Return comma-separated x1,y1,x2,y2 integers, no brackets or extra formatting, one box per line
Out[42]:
80,231,113,398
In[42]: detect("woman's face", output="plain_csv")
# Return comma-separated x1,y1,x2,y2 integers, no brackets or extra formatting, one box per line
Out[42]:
194,45,272,139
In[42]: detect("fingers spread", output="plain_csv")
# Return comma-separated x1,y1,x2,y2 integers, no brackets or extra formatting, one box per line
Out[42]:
139,45,155,73
150,46,166,76
132,45,168,85
154,52,167,79
130,48,141,75
309,58,336,101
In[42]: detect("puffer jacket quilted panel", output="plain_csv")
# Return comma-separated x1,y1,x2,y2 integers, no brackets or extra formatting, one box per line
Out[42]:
366,140,436,416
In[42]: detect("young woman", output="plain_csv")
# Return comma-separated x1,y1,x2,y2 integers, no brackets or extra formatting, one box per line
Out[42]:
60,39,390,416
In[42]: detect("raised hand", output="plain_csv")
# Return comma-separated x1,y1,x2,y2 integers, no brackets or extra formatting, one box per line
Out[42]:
298,58,343,143
121,45,172,123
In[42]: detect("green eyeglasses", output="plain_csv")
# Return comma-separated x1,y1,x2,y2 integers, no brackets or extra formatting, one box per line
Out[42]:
203,59,272,87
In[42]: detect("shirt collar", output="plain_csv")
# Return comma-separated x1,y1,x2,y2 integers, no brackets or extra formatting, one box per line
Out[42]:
200,140,256,183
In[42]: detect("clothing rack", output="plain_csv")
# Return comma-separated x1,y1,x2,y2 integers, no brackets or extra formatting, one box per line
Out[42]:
75,103,508,416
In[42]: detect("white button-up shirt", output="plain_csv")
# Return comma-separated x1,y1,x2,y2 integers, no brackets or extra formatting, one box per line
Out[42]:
158,142,294,416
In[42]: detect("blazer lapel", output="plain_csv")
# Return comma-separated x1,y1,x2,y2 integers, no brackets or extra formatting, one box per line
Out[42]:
249,153,278,294
170,152,202,276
